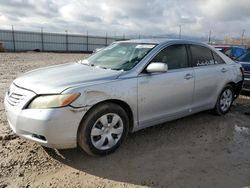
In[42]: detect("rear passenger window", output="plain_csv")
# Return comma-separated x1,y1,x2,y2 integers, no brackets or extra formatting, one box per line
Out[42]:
190,45,214,66
212,51,225,64
151,44,188,70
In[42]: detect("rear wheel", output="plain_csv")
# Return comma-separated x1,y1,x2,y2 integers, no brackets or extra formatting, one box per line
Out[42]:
77,103,129,156
214,85,234,115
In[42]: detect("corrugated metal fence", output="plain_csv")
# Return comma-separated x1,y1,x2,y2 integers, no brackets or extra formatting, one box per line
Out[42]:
0,29,124,52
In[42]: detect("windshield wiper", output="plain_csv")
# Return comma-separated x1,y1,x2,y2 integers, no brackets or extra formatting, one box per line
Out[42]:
99,66,107,69
82,63,122,71
79,59,91,65
110,68,123,71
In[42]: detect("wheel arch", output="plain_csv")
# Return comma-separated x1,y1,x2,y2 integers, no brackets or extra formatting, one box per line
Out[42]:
78,99,134,134
226,81,243,99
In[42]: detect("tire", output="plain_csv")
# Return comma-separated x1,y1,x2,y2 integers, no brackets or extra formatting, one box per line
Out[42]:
214,85,234,115
77,102,129,156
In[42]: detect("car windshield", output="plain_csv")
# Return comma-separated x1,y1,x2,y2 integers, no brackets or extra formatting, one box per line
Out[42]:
82,43,156,71
236,51,250,62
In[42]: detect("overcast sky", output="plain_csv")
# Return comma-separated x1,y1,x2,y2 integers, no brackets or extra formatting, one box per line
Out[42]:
0,0,249,39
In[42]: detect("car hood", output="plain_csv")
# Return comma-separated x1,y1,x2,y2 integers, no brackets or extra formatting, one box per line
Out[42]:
13,62,122,94
238,61,250,71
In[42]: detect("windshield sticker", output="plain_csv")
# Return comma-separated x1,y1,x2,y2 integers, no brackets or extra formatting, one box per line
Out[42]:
136,44,155,49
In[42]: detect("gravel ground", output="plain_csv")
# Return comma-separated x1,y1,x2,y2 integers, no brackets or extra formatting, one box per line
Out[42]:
0,52,250,188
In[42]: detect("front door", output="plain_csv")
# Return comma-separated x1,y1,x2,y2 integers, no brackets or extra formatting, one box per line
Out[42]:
138,44,194,126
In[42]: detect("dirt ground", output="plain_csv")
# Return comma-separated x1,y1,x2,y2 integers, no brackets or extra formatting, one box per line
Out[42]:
0,52,250,188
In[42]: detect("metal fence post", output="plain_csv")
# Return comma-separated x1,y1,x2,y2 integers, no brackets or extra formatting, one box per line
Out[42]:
11,25,16,52
41,28,44,52
86,31,88,52
105,32,108,46
65,30,68,52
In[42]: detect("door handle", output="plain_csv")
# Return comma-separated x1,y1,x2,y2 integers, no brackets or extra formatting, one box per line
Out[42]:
184,73,193,80
221,68,228,73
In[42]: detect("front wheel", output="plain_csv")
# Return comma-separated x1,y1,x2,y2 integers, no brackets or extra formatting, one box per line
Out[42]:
214,85,234,115
77,103,129,156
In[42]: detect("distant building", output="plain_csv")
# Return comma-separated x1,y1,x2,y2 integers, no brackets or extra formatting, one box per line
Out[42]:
223,37,250,48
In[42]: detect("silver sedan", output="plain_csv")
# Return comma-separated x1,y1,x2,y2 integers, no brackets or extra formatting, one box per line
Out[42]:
4,39,243,155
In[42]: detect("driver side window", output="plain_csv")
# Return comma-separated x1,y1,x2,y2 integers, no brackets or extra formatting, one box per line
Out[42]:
151,44,188,70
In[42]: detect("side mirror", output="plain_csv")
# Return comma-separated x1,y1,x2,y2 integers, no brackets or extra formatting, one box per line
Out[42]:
146,62,168,73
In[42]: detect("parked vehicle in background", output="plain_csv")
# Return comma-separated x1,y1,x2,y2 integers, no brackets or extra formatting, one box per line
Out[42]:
236,51,250,91
214,45,246,60
4,39,243,156
213,45,230,52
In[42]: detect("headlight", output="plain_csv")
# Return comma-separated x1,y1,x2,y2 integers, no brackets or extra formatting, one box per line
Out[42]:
27,93,80,109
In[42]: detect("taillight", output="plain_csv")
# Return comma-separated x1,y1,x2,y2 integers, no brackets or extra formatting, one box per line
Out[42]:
240,67,244,75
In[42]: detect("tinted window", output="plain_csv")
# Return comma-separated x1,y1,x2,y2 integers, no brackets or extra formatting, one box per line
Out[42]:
237,52,250,62
151,44,188,70
190,45,214,66
232,47,246,58
212,52,225,64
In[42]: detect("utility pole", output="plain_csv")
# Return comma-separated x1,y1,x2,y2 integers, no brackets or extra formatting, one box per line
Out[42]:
241,29,245,45
179,25,182,39
208,30,212,44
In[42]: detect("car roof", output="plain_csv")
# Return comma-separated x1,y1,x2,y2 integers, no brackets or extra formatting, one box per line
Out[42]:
213,44,245,49
213,45,230,48
117,38,207,46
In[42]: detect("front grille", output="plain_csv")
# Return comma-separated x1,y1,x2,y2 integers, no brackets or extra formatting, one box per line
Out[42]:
244,71,250,79
244,70,250,74
32,134,47,141
6,83,36,109
243,83,250,90
7,92,26,106
244,67,250,72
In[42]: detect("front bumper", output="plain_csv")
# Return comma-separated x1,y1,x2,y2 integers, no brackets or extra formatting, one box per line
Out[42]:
4,93,88,149
233,80,243,98
242,78,250,91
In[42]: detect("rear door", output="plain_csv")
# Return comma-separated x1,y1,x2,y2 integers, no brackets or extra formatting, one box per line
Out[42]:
138,44,195,126
189,44,229,110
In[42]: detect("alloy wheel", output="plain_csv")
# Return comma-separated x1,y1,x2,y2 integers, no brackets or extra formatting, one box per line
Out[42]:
220,89,233,112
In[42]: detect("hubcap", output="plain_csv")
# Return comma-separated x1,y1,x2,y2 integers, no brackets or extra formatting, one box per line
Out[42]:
220,89,233,112
90,113,124,150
